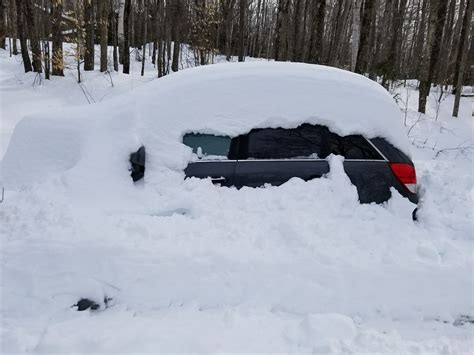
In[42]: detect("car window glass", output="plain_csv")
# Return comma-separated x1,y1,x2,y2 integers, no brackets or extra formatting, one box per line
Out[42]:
246,125,326,159
325,132,382,159
243,124,382,160
183,133,231,160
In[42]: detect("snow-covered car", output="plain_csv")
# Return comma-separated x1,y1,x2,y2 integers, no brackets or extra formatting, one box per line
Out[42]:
2,62,418,217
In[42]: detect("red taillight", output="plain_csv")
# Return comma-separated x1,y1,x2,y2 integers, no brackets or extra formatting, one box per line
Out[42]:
390,163,417,194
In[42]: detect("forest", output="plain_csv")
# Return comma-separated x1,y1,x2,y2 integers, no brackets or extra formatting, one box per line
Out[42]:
0,0,472,117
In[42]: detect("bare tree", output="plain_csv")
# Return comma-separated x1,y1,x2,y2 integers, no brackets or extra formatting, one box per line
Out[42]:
308,0,326,64
453,0,472,117
0,0,6,49
238,0,247,61
51,0,64,76
24,0,42,73
84,0,95,71
122,0,131,73
351,0,362,71
110,0,119,71
171,0,181,71
141,0,147,76
99,0,109,72
221,0,236,61
418,0,448,113
274,0,289,61
355,0,375,73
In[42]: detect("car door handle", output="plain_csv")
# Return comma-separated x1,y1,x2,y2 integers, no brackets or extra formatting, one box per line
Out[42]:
211,176,227,183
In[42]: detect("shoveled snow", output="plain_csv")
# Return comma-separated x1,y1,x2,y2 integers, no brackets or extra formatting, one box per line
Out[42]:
1,47,473,354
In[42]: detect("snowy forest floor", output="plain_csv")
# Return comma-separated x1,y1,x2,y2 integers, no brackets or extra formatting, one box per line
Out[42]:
1,45,473,353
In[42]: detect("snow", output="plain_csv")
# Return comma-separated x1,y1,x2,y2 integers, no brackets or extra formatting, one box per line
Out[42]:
1,46,473,353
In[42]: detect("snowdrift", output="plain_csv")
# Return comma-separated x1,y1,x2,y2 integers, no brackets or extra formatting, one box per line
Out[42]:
1,62,410,189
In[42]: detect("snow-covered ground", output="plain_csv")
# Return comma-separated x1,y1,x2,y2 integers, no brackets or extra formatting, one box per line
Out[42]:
1,45,473,354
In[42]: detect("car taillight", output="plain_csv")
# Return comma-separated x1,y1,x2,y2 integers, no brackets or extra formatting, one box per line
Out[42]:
390,163,417,194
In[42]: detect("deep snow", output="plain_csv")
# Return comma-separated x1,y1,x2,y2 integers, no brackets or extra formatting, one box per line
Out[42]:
1,46,473,353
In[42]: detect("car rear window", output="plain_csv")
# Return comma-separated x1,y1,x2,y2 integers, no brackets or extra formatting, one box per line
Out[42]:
183,133,231,160
241,124,382,160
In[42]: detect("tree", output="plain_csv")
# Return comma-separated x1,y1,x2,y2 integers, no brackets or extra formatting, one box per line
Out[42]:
355,0,375,74
117,0,125,64
453,0,472,117
171,0,181,72
99,0,109,72
14,0,32,72
308,0,326,64
274,0,289,61
51,0,64,76
291,0,303,61
238,0,247,61
0,0,6,49
141,0,147,76
418,0,448,113
351,0,363,71
24,0,42,73
122,0,131,74
221,0,236,61
110,0,119,71
84,0,95,71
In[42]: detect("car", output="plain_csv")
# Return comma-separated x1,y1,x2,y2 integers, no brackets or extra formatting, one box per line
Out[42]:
182,123,418,219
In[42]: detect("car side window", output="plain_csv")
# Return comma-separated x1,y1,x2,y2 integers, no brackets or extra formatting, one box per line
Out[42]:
325,132,383,160
240,124,382,160
244,124,326,159
183,133,232,160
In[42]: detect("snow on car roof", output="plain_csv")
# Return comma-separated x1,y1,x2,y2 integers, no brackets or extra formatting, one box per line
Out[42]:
1,62,409,189
135,61,409,150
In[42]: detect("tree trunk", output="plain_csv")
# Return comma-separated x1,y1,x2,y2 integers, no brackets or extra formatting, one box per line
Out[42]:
274,0,289,61
51,0,64,76
0,0,6,49
123,0,131,74
110,0,119,71
418,0,448,113
99,0,109,72
43,7,51,79
171,0,180,72
84,0,95,71
453,0,472,117
291,0,303,61
351,0,363,71
117,0,125,64
14,0,31,72
24,0,42,73
238,0,247,61
450,0,466,83
141,0,147,76
308,0,325,64
355,0,374,74
10,0,18,55
223,0,235,61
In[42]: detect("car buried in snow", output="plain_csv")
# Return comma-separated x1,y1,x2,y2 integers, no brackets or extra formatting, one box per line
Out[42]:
2,62,419,219
129,63,419,219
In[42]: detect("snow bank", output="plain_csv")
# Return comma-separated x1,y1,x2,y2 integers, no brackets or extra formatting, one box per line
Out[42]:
2,62,410,189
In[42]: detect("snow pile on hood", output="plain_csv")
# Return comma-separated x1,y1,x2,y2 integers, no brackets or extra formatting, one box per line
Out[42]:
1,62,409,189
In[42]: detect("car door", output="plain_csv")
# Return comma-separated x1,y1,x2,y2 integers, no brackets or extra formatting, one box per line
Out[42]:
183,133,237,187
233,125,330,188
